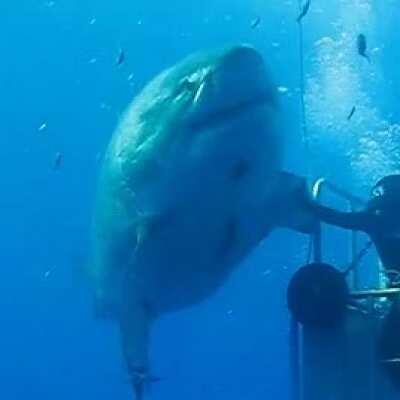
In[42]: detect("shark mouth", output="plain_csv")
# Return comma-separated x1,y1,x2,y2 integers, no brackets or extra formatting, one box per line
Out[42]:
187,90,275,132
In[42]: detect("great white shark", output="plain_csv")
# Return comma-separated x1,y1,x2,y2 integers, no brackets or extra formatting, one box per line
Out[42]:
90,45,315,398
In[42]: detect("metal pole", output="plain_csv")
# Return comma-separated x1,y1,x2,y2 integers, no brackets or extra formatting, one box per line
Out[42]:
297,0,309,161
313,223,322,263
311,178,366,266
350,288,400,299
311,179,325,263
290,318,302,400
351,224,359,290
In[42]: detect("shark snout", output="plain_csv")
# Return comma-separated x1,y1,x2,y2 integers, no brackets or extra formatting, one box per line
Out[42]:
222,45,265,74
217,45,274,104
186,45,275,130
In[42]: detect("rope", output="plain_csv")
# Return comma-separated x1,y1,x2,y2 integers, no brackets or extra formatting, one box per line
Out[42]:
297,0,315,265
297,0,310,163
343,240,374,276
306,234,313,264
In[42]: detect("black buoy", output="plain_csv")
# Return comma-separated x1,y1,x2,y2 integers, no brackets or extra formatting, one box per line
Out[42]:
287,263,349,329
377,299,400,390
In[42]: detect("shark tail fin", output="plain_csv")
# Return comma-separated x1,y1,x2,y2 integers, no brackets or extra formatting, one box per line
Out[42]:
128,371,162,399
119,276,155,399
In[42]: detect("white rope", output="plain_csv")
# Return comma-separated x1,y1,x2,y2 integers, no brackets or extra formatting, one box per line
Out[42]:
297,0,309,160
297,0,316,264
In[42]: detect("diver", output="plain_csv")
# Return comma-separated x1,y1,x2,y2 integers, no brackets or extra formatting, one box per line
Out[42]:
298,174,400,387
305,175,400,384
302,174,400,285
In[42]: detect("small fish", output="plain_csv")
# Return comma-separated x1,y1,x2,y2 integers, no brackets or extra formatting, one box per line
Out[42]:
38,122,47,132
53,152,63,170
44,269,52,279
116,49,125,66
251,17,261,29
277,86,289,94
382,358,400,364
347,106,356,121
357,34,371,63
100,102,111,111
297,0,311,23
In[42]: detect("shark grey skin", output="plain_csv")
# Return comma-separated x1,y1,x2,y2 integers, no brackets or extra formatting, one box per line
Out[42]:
90,45,315,398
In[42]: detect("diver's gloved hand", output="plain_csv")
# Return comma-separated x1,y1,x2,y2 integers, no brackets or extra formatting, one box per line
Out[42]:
280,172,314,210
275,172,319,233
295,178,315,211
291,178,319,233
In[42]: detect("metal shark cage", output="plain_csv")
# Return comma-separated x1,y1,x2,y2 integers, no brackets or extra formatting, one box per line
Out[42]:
289,179,400,400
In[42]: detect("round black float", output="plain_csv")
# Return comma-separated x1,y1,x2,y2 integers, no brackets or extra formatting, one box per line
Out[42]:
377,299,400,390
287,262,349,329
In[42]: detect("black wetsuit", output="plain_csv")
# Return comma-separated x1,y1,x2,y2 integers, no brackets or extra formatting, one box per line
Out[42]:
312,187,400,380
312,202,400,273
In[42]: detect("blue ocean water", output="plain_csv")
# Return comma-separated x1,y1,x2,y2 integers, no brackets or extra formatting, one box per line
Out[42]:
1,1,400,399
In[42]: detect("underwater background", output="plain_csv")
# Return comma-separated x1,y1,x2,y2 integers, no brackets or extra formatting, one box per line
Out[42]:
1,0,400,399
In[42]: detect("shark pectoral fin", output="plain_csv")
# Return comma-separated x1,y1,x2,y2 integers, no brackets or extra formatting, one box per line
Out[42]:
119,292,153,400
